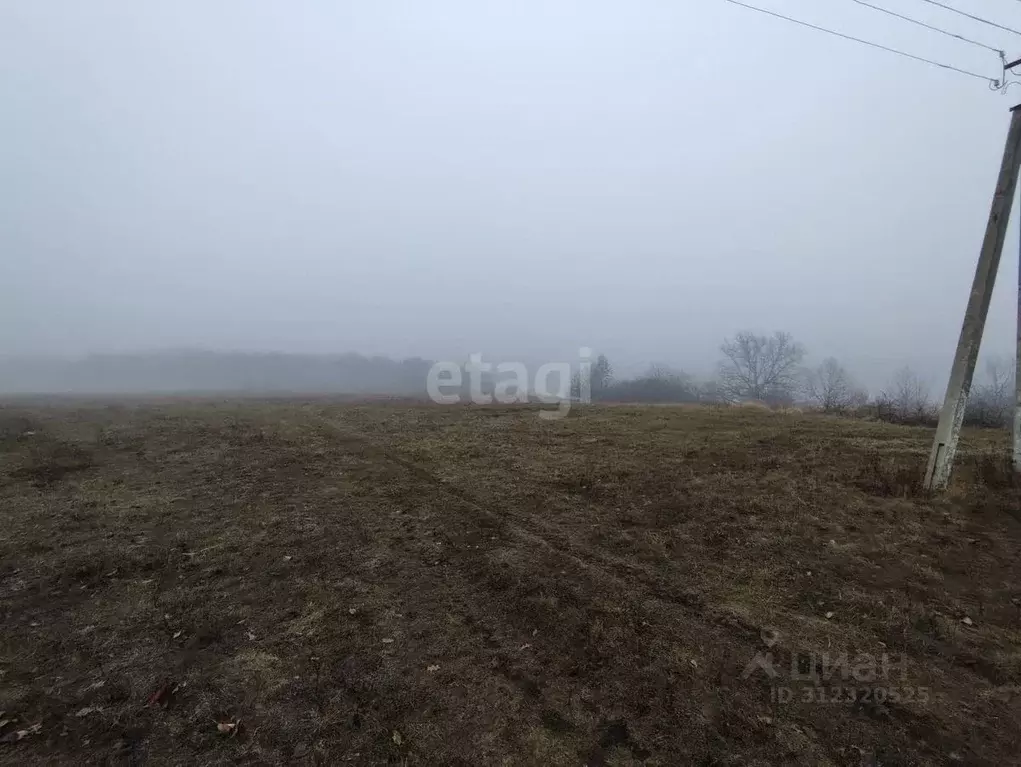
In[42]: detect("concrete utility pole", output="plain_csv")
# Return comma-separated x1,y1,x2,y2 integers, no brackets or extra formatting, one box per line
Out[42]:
925,105,1021,491
1015,210,1021,474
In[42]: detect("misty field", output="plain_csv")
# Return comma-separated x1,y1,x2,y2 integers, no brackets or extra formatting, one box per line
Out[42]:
1,400,1020,766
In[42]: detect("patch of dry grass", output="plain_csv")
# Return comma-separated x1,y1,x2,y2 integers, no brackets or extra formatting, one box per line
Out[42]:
0,399,1019,765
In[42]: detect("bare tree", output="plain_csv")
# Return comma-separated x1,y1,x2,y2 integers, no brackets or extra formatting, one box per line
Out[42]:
645,362,680,381
572,353,614,401
802,357,855,413
848,386,870,410
718,331,805,404
591,354,613,398
877,367,933,424
967,356,1015,428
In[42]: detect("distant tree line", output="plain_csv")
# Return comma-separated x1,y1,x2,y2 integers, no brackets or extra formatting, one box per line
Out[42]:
572,359,701,404
0,350,434,395
577,331,1016,430
2,341,1014,430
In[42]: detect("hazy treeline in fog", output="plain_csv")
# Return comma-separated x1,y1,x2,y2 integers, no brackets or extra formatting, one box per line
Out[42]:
0,332,1014,429
576,331,1016,430
0,351,433,396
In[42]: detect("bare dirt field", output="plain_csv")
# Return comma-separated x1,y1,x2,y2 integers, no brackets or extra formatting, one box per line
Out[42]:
1,399,1019,765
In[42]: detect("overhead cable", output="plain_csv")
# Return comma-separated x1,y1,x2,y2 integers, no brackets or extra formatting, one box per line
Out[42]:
723,0,1000,85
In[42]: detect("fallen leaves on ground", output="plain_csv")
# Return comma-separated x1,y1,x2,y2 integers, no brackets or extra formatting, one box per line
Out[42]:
216,719,241,736
0,723,41,744
146,681,173,708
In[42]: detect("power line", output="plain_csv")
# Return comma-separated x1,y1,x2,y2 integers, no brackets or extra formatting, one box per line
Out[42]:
722,0,1000,85
913,0,1021,37
848,0,1004,55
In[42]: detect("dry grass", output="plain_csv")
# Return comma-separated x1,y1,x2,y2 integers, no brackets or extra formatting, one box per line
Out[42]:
0,399,1019,765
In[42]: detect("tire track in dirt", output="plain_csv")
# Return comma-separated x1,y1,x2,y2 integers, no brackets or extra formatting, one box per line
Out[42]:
281,415,611,762
307,411,980,766
310,412,712,611
304,414,740,761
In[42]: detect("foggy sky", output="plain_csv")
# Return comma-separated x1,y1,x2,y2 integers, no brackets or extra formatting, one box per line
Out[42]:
3,0,1021,391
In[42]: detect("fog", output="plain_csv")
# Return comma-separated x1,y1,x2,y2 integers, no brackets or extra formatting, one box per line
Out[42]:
3,0,1021,394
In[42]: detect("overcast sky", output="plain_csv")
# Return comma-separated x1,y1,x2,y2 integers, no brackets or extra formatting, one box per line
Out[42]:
3,0,1021,389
